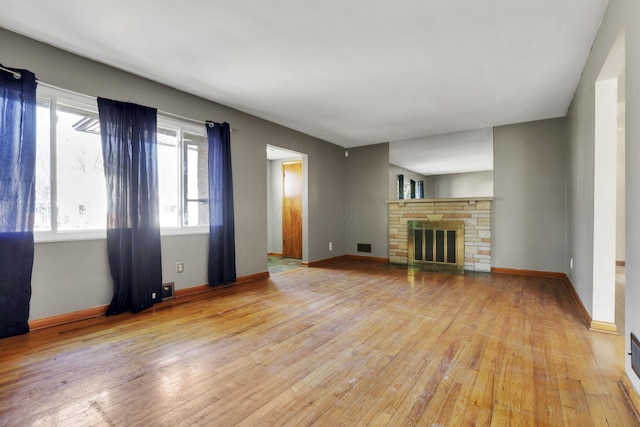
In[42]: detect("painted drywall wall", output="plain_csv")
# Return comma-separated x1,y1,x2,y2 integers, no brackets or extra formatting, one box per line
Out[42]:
31,234,209,319
565,0,640,395
627,0,640,394
493,118,567,272
346,143,389,258
617,126,626,262
388,164,429,199
267,160,274,253
428,170,493,198
566,0,622,323
617,71,626,262
0,27,346,319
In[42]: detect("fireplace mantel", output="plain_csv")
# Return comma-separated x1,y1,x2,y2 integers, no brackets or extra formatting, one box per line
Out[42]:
387,196,493,205
387,197,493,272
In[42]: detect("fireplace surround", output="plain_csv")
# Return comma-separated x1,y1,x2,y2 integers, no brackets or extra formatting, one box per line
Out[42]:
387,198,492,272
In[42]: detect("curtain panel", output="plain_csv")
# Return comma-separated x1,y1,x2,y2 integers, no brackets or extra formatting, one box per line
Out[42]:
98,98,162,315
0,67,37,338
207,122,236,286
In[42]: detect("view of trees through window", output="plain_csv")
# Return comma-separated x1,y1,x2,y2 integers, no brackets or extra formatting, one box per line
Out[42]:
35,87,209,236
184,132,209,226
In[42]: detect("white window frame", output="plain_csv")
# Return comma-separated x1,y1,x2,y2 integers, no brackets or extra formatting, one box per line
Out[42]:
34,86,208,243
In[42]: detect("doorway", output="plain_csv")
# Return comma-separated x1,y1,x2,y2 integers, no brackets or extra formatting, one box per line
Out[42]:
282,161,302,259
266,145,307,272
593,30,625,334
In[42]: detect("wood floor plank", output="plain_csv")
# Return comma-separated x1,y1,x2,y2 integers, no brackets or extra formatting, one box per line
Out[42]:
0,259,638,426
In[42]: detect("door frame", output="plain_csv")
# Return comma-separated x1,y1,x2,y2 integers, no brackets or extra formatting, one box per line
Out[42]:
266,145,308,262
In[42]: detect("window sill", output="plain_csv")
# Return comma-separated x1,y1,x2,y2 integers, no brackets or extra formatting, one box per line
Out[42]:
34,227,209,243
160,226,209,237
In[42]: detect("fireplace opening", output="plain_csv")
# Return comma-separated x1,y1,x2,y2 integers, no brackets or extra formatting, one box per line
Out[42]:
408,220,464,272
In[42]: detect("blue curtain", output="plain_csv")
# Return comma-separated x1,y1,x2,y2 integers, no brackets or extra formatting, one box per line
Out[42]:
98,98,162,315
207,121,236,286
0,67,37,338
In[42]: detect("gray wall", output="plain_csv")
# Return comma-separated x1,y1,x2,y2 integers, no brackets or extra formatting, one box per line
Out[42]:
428,170,493,198
617,126,626,262
388,163,429,199
565,0,622,322
493,118,567,272
346,144,389,258
627,0,640,394
566,0,640,394
1,27,346,319
267,160,274,253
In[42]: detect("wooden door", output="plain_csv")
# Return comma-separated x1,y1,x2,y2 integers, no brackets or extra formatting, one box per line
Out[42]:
282,161,302,259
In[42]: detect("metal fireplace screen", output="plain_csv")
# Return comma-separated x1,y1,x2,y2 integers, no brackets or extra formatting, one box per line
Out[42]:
408,220,464,271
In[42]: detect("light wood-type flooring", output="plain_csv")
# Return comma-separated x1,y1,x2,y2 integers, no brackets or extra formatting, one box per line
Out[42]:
0,259,638,426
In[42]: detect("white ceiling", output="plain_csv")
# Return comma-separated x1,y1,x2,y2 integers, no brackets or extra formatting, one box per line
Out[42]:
390,128,494,176
0,0,607,172
266,145,302,161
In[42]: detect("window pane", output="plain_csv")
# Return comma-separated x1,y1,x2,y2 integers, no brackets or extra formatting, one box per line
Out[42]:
158,127,179,227
184,132,209,226
56,107,106,230
186,201,209,226
35,99,51,231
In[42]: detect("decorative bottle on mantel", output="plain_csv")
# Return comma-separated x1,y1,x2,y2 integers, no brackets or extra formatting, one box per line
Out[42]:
397,174,404,199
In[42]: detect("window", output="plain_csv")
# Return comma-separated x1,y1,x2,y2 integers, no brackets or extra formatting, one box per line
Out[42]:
56,104,106,231
183,131,209,226
157,126,180,228
35,99,51,231
35,86,208,240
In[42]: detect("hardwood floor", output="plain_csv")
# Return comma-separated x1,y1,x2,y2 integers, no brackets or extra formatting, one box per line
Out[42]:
0,259,637,426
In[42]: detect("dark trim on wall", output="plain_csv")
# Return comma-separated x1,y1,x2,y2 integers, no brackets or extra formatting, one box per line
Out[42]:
347,254,389,263
29,305,109,331
236,271,270,283
304,255,348,267
621,374,640,423
490,267,566,278
490,267,610,332
29,271,270,331
560,273,593,330
305,254,389,267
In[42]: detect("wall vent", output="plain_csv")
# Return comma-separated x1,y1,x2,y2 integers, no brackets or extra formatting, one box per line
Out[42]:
357,243,372,253
162,282,174,300
631,333,640,379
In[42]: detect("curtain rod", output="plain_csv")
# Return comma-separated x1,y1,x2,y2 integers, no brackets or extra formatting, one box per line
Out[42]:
0,65,22,79
0,66,233,130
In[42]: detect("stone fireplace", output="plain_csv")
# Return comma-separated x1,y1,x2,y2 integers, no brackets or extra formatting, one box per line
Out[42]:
388,198,492,272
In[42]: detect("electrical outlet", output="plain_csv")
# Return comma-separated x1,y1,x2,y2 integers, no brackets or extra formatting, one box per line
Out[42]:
151,292,156,299
329,242,333,251
570,258,573,270
177,262,184,273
